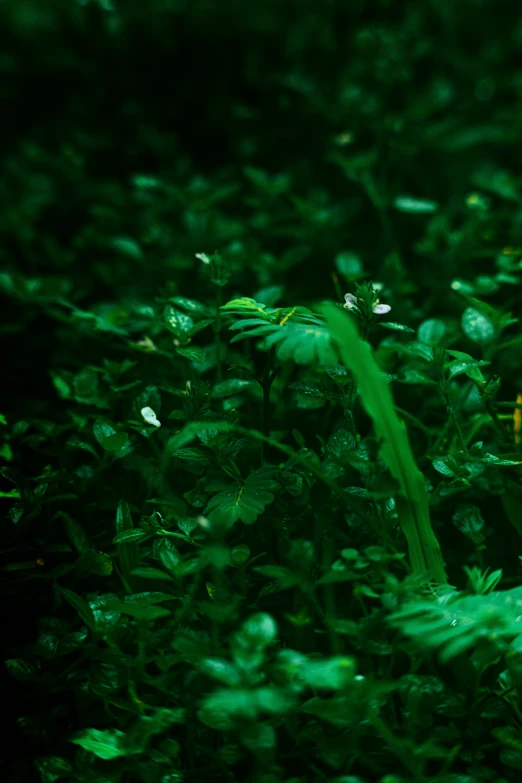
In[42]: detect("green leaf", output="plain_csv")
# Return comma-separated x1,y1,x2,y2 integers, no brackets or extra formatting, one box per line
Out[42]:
253,565,300,589
418,319,446,345
71,728,126,760
241,613,278,646
102,432,129,452
322,303,446,583
447,360,490,380
93,420,116,444
58,587,96,631
156,538,181,574
66,439,99,459
289,381,335,400
228,307,338,365
378,322,415,333
56,512,90,553
335,251,363,277
34,756,73,780
453,504,484,539
103,599,171,621
462,307,495,344
501,491,522,538
390,586,522,663
168,422,220,451
75,549,113,578
5,658,37,680
394,195,438,213
0,488,21,498
116,500,140,582
176,346,206,363
171,447,208,463
164,305,194,336
111,236,142,258
204,466,279,527
171,296,210,316
221,297,268,315
131,567,174,580
212,378,253,397
112,529,149,544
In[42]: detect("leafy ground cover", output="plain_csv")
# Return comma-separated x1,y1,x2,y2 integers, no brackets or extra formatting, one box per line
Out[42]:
3,1,522,782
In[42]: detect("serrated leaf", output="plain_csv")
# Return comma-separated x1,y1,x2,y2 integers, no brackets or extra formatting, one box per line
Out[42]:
390,586,522,663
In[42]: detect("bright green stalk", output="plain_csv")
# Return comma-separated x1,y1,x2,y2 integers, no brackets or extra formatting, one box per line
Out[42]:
322,303,447,584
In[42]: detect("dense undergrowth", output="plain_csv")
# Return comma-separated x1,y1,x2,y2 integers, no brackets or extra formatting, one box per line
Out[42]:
3,1,522,782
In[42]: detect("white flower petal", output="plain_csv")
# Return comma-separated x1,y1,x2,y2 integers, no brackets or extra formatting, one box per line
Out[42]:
195,252,211,265
373,303,391,314
344,293,357,309
141,406,161,428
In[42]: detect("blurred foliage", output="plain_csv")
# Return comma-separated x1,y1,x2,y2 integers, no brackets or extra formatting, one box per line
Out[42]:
3,1,522,782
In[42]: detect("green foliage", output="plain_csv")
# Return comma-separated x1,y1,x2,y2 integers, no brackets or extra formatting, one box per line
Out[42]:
4,1,522,782
204,465,280,527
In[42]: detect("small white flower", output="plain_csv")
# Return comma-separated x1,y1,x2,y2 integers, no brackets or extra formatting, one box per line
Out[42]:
141,406,161,428
343,292,391,315
195,252,211,265
344,293,358,309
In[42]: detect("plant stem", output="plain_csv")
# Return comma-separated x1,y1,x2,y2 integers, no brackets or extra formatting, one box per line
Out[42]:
484,398,513,448
261,346,276,460
215,286,223,382
368,711,427,783
440,382,469,456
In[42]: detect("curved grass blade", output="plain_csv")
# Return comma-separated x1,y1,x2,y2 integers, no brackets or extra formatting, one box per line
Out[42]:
321,302,447,584
116,500,140,587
